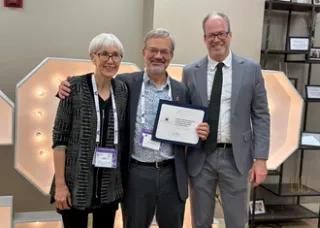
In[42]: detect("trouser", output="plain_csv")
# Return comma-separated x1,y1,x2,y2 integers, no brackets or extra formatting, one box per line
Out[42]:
190,147,250,228
60,203,118,228
122,160,185,228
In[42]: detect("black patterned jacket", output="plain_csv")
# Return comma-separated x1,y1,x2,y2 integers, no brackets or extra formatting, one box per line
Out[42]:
50,73,128,210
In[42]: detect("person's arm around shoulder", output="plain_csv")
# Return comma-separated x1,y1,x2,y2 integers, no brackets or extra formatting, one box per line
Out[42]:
57,76,72,99
52,77,76,210
250,62,270,187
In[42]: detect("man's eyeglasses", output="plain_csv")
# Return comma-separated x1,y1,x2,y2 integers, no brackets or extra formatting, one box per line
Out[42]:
205,31,230,40
146,47,171,57
94,52,123,62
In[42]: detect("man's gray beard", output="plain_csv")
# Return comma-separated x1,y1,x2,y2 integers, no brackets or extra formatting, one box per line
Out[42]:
149,66,165,75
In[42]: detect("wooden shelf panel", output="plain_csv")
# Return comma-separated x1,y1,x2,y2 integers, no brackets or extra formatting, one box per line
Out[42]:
261,183,320,196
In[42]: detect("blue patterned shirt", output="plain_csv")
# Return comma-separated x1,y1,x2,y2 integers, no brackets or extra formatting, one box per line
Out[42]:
132,71,174,162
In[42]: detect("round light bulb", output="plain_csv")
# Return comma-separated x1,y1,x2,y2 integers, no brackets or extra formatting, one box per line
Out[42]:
39,91,44,96
36,132,41,137
39,151,45,156
35,111,42,117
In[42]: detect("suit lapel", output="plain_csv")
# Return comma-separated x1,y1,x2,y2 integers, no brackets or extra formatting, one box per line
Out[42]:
231,54,244,115
195,57,208,106
130,72,143,148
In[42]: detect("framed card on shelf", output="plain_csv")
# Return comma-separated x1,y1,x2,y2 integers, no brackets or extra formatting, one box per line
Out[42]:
305,85,320,99
308,47,320,60
249,199,266,215
288,37,309,51
292,0,312,3
300,132,320,147
313,0,320,4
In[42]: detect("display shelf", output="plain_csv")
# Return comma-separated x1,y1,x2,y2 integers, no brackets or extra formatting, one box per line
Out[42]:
306,60,320,64
299,145,320,150
268,170,281,176
261,49,308,55
285,60,320,64
253,204,318,222
304,98,320,102
261,183,320,197
265,0,320,13
252,1,320,227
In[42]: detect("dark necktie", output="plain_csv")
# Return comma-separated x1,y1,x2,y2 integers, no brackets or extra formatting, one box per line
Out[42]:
204,62,224,155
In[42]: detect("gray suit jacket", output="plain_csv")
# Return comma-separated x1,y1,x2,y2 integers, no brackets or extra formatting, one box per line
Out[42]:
182,53,270,176
116,71,189,201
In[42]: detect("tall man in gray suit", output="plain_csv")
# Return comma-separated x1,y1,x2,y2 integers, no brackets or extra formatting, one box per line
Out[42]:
182,12,270,228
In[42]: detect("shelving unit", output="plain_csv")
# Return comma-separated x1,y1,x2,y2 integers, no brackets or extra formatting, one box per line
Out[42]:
250,1,320,227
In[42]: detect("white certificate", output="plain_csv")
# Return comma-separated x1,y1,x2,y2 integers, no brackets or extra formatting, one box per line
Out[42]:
153,100,207,147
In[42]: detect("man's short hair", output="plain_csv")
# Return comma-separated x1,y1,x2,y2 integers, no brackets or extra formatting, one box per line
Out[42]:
143,28,175,53
202,12,231,34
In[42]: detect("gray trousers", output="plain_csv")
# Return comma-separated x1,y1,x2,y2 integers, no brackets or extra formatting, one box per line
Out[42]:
189,147,250,228
122,162,185,228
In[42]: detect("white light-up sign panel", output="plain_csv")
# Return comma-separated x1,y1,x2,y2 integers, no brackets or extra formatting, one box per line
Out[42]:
0,90,14,145
15,57,140,194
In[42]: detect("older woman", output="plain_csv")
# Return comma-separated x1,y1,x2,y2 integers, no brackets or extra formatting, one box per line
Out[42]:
50,33,128,228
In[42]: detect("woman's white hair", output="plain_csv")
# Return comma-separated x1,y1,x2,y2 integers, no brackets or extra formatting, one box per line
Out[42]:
88,33,124,56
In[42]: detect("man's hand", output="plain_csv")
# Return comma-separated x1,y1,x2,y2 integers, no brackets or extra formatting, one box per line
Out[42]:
250,159,268,187
58,76,72,99
196,122,210,141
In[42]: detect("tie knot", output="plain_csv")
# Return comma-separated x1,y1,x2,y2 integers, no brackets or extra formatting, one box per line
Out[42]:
216,62,224,70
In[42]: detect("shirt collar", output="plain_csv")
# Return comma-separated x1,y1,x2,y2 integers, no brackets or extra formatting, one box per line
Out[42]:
208,50,232,69
143,69,171,87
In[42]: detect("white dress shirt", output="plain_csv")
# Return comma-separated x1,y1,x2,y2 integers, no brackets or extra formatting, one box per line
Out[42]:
207,51,232,143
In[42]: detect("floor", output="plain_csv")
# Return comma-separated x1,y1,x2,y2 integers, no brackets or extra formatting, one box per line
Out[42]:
87,199,318,228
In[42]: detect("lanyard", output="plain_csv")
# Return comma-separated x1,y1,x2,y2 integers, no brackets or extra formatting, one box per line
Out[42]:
91,74,118,145
140,78,172,124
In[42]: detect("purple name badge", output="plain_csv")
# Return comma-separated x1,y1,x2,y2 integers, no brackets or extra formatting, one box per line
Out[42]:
140,129,161,151
94,147,118,168
139,129,153,147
